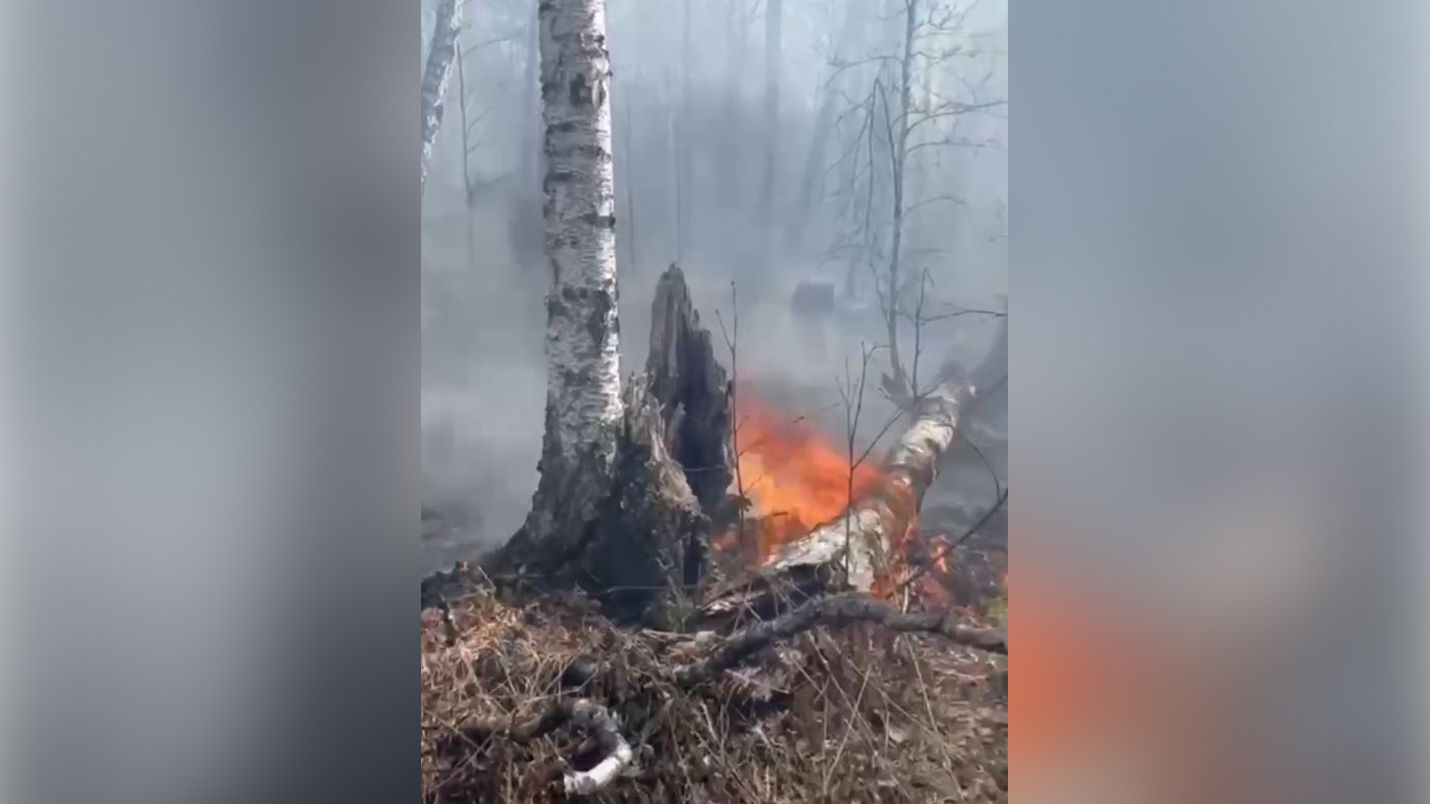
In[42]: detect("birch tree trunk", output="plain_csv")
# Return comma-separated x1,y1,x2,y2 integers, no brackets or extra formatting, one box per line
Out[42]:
446,11,720,625
420,0,463,194
455,45,478,264
517,0,624,566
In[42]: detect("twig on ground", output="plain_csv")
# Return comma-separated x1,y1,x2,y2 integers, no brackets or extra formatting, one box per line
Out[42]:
680,592,1006,687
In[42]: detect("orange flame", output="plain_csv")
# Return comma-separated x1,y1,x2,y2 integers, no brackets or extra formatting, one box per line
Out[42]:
729,393,883,561
918,533,957,606
724,392,962,606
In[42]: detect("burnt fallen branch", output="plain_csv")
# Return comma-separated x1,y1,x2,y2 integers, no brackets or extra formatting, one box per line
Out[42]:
680,592,1006,686
456,698,634,796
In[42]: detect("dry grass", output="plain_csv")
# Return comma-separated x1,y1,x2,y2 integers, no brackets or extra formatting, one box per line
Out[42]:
422,587,1007,803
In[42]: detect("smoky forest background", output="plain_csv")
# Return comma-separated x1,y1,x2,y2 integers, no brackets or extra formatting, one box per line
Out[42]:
421,0,1009,798
421,0,1008,580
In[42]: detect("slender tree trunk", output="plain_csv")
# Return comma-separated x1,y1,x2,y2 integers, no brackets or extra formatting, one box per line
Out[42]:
420,0,464,194
758,0,783,237
461,9,721,624
518,0,624,564
907,33,938,252
884,0,918,395
455,45,477,263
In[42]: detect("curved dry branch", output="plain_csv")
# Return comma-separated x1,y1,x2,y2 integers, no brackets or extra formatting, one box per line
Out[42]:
680,592,1006,686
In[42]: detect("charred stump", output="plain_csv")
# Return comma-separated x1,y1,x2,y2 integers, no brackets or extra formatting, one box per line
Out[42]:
482,266,730,625
645,264,732,511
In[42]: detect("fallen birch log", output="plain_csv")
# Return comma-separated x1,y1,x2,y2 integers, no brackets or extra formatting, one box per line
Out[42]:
704,381,975,617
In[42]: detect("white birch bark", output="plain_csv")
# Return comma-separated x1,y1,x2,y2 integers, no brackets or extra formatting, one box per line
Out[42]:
512,0,624,558
539,0,622,465
420,0,463,194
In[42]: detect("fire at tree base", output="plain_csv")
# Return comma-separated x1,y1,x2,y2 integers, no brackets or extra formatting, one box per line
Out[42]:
422,266,1008,801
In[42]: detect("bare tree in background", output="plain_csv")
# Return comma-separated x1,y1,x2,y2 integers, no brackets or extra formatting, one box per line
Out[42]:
826,0,1005,406
421,0,464,194
455,43,478,262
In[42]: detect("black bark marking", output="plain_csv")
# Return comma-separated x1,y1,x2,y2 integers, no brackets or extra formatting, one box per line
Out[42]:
543,169,578,193
572,144,608,159
570,74,589,107
579,212,617,230
586,288,614,347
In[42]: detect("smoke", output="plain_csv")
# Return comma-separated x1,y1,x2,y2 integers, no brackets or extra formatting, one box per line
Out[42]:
421,0,1008,571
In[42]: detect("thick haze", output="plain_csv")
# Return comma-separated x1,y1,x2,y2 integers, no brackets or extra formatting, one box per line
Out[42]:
421,0,1007,570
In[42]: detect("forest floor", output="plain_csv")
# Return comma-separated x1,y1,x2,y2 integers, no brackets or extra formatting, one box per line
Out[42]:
421,568,1007,804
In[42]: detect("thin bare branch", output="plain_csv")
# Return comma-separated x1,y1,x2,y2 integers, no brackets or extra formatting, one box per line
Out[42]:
681,592,1006,687
894,489,1008,595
